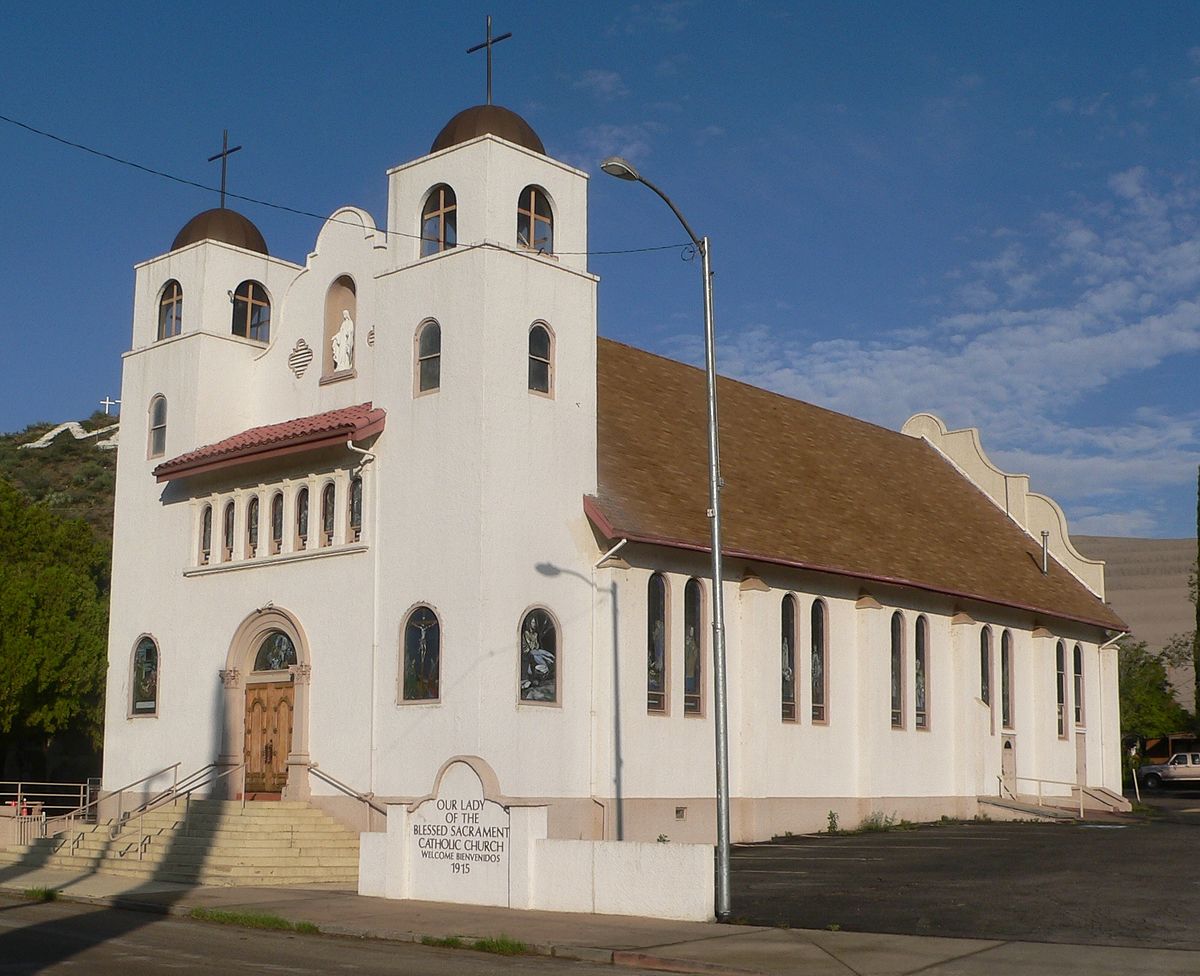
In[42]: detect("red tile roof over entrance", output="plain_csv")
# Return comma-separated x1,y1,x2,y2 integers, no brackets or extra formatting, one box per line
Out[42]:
154,403,385,482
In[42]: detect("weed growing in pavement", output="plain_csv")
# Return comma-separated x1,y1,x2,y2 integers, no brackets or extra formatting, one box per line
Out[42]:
471,936,528,955
856,811,915,832
189,908,319,933
827,923,841,932
421,936,466,949
826,810,840,834
22,887,59,902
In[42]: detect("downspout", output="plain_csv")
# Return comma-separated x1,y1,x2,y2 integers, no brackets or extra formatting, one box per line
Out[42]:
592,538,628,840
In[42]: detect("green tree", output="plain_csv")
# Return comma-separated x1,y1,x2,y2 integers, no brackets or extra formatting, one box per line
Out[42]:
1119,638,1192,742
0,478,109,775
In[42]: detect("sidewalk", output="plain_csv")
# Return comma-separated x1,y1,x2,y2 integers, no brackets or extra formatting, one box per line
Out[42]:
0,862,1194,975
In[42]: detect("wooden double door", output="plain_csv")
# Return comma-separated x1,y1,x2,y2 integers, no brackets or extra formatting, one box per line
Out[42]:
244,681,294,794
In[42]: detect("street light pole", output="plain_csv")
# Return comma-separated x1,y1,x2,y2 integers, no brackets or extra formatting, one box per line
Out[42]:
600,157,731,919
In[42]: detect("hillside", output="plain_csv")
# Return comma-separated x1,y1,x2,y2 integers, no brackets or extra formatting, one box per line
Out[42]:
0,414,118,546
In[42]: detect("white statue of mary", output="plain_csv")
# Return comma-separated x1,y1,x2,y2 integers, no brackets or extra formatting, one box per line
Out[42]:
331,309,355,371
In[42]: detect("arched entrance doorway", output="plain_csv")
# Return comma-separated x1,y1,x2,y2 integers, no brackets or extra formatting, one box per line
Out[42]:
219,609,311,800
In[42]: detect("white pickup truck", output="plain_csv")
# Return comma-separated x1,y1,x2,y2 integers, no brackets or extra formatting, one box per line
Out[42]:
1138,752,1200,789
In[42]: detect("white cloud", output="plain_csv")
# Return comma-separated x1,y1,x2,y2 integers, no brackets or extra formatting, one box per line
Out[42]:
574,69,629,99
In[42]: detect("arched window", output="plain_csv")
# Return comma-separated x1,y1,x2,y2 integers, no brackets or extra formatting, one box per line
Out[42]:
915,615,929,729
528,323,553,395
420,184,457,256
131,637,159,716
647,573,668,713
517,185,553,253
232,280,271,342
222,501,235,561
254,630,297,672
147,395,167,459
780,594,797,721
890,611,904,728
295,487,309,551
402,605,441,701
1056,640,1067,736
416,320,441,393
519,608,558,703
811,600,828,723
1073,644,1084,727
683,578,704,715
320,483,336,547
1001,630,1014,730
979,627,992,706
349,477,363,542
158,279,183,340
323,275,357,376
199,504,212,565
270,492,283,555
245,495,259,558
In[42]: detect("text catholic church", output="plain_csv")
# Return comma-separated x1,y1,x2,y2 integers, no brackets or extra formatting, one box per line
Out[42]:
103,95,1129,853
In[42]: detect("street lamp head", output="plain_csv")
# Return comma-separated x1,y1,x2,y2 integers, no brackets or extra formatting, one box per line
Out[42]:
600,156,641,182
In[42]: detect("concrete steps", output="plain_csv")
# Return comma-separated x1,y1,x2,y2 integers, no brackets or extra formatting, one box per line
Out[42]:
0,799,360,887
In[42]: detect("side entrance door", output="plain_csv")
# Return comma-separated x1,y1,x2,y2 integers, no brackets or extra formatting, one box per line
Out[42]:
244,681,295,794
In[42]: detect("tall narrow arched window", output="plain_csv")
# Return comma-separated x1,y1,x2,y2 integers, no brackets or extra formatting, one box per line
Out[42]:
402,605,440,701
157,279,183,340
647,573,668,713
349,477,363,543
811,599,828,723
979,627,992,705
295,487,309,551
517,185,553,252
199,504,212,565
416,320,441,394
420,184,457,256
519,608,559,703
915,615,929,729
1056,640,1067,736
147,395,167,459
528,323,553,395
323,275,357,376
320,483,336,547
890,611,904,729
232,280,271,342
1073,644,1084,727
131,637,159,716
683,578,704,715
245,495,259,558
781,594,797,721
270,492,283,555
222,501,235,561
1001,630,1014,730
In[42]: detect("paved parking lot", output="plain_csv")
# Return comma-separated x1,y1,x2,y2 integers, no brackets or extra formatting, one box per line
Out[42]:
730,802,1200,949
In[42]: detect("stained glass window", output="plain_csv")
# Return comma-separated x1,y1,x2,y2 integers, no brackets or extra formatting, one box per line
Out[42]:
200,505,212,565
349,477,363,543
270,492,283,555
222,502,235,561
403,606,440,701
158,279,183,340
915,615,928,729
1056,640,1066,736
519,608,558,703
296,488,309,550
811,600,827,723
421,184,457,256
517,185,553,253
232,280,270,342
321,483,336,547
980,628,991,705
647,573,667,712
132,637,159,715
254,630,297,671
1073,644,1084,727
1001,630,1013,730
684,578,703,715
781,595,796,721
417,321,441,393
528,324,552,394
890,611,903,728
246,496,259,557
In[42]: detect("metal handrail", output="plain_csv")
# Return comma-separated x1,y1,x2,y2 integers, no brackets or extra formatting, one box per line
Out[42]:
306,763,387,818
1004,775,1086,818
115,763,247,854
45,762,181,834
0,781,90,818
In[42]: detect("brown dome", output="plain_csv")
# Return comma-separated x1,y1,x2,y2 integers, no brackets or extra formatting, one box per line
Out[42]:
430,104,545,155
172,208,269,255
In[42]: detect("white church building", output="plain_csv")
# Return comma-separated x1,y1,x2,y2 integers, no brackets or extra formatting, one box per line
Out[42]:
102,99,1129,859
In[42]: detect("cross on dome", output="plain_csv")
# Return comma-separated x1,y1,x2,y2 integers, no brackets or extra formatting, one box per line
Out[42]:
207,129,243,209
466,15,512,106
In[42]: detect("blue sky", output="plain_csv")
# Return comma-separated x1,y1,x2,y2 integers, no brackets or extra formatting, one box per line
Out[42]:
1,1,1198,537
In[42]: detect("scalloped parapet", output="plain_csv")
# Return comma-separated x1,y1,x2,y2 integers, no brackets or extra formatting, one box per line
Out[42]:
901,412,1106,600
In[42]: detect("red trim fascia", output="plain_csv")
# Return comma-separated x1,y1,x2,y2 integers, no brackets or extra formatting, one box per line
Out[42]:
582,495,1121,633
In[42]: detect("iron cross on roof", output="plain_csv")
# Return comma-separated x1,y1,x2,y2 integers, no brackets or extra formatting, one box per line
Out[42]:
207,129,243,209
467,15,512,106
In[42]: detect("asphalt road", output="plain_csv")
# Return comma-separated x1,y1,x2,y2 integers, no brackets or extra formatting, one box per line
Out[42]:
0,897,661,976
730,815,1200,949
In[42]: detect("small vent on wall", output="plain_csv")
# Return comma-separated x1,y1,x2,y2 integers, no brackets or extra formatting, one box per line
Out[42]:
288,339,314,378
366,327,375,347
675,806,687,821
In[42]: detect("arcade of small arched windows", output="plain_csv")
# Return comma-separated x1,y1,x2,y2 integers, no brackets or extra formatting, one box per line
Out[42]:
190,470,365,571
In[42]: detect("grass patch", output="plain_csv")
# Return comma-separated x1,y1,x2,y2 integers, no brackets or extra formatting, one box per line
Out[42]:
189,907,318,934
22,887,59,902
421,935,466,949
471,935,528,956
856,811,915,832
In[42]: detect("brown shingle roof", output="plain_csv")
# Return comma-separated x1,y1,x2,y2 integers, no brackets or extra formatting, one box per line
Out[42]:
154,403,385,482
592,339,1124,632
